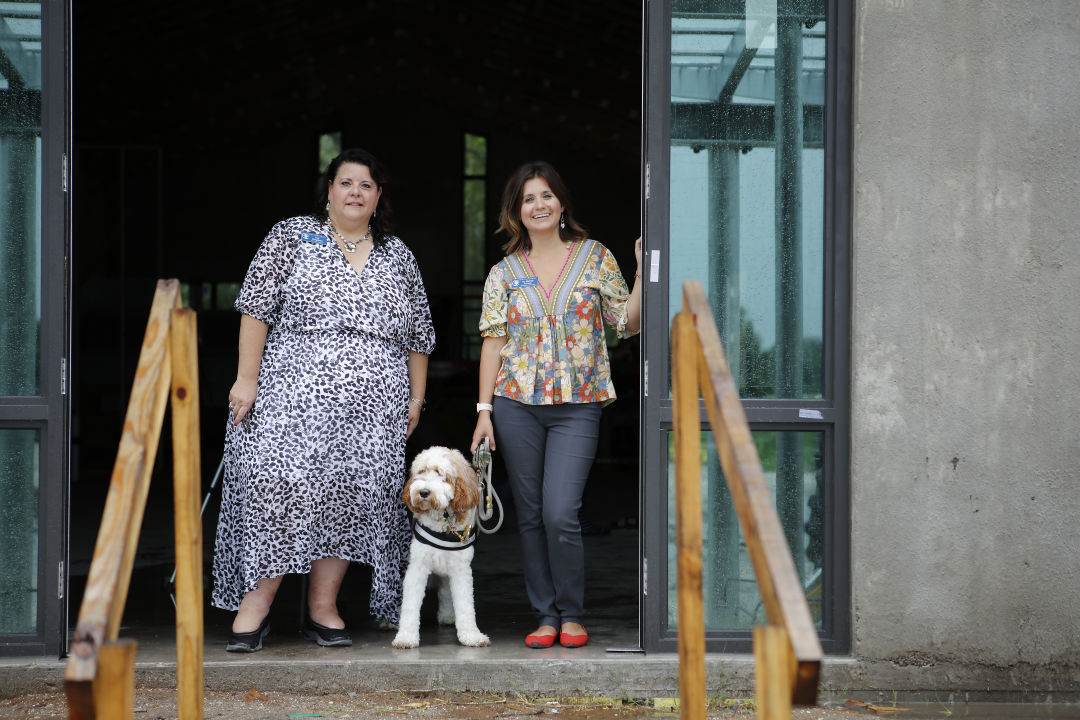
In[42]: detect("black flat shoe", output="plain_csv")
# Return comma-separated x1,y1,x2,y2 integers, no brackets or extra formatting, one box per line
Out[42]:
226,615,270,653
301,617,352,647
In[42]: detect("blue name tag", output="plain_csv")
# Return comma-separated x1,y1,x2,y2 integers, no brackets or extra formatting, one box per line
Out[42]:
301,232,328,245
510,277,539,288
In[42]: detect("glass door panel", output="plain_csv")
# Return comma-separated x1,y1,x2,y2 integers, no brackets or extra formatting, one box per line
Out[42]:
0,1,43,396
665,429,824,630
0,429,40,633
668,0,826,399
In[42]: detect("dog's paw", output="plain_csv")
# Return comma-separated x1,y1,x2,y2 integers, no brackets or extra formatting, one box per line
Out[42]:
391,633,419,649
458,630,490,647
378,618,399,631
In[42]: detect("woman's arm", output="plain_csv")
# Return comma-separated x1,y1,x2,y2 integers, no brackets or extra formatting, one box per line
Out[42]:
406,351,429,438
471,335,508,452
623,237,643,334
228,313,269,425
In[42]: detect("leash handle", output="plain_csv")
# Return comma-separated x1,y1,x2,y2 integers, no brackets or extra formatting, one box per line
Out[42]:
473,437,504,534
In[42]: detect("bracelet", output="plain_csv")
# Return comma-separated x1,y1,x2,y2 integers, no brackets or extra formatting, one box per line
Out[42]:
409,397,426,411
476,402,493,413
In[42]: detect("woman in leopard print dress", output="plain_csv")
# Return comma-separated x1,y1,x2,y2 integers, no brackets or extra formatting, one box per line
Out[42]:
212,148,435,652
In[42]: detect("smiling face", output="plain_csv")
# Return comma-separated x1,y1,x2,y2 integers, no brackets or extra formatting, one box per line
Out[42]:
328,162,382,229
519,176,564,237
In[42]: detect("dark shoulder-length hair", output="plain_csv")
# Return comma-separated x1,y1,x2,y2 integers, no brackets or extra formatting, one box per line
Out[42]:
497,161,588,256
314,147,394,247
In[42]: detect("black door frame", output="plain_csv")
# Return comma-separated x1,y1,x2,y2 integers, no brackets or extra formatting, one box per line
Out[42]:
639,0,853,654
0,0,70,658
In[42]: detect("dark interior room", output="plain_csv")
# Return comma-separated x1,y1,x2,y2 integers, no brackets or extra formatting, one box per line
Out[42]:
68,1,644,643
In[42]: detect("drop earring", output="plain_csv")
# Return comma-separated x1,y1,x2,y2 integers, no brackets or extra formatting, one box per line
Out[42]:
560,212,566,230
373,206,377,219
325,201,330,212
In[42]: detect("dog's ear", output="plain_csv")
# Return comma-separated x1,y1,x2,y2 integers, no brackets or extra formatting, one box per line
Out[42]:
448,450,480,514
401,477,414,510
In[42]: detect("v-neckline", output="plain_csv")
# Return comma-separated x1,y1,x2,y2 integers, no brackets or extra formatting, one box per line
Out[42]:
331,222,374,278
521,242,575,301
341,244,372,277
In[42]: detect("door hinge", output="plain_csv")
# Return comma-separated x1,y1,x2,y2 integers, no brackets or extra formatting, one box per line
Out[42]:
58,561,64,599
643,556,648,596
643,359,649,397
649,249,660,283
60,357,67,395
62,154,68,193
644,162,651,200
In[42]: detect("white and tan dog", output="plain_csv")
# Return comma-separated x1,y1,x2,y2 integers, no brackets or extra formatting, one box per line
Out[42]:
392,446,490,648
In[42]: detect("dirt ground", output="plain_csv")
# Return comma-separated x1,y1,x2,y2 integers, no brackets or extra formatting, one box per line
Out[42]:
0,688,873,719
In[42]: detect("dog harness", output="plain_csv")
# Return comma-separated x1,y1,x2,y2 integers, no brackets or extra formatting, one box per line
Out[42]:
411,514,476,551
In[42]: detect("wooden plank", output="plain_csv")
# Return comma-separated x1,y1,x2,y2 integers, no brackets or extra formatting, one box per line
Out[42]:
671,311,706,720
682,281,822,705
93,639,136,720
170,308,204,720
63,679,93,720
754,626,793,720
65,280,181,690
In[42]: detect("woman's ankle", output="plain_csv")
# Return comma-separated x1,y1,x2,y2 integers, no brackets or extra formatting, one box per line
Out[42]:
232,605,270,633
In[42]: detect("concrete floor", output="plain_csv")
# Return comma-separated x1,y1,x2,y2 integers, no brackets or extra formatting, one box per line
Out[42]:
8,496,1073,702
7,523,722,699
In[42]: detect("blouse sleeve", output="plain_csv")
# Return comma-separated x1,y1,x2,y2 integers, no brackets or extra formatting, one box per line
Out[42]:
596,244,638,339
234,220,298,326
402,246,436,355
478,262,508,338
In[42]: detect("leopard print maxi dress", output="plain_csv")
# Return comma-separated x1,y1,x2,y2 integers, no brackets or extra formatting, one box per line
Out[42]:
211,216,435,625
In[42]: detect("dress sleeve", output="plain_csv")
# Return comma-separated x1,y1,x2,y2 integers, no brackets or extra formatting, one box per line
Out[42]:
596,244,638,339
478,263,508,338
234,220,298,325
403,246,436,355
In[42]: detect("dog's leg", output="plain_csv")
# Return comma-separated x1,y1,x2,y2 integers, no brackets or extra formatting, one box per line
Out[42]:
392,551,431,649
448,569,489,647
436,575,456,625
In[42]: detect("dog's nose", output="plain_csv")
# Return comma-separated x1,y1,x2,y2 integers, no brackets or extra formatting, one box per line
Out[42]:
418,489,429,499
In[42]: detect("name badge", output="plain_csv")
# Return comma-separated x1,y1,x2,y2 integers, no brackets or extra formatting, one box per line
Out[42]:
301,232,328,245
510,277,539,288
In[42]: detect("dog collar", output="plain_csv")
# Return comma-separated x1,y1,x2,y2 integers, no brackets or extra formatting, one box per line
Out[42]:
411,518,476,551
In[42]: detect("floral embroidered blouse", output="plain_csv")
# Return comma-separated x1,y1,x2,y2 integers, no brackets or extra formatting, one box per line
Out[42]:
479,238,637,406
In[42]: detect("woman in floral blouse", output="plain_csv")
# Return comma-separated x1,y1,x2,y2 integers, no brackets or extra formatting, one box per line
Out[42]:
470,161,641,649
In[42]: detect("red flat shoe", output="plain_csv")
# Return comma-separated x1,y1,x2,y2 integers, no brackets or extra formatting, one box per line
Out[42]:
559,626,588,648
524,629,558,648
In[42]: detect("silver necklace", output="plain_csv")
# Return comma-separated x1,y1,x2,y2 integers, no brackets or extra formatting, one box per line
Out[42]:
328,219,371,253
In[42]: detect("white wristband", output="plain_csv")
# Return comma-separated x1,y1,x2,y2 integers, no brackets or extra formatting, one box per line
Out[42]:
476,403,493,413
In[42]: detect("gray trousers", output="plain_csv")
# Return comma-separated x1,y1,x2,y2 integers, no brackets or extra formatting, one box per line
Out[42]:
492,396,602,627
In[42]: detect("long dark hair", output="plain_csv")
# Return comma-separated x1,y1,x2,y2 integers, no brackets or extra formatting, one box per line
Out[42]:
314,147,393,247
497,161,588,255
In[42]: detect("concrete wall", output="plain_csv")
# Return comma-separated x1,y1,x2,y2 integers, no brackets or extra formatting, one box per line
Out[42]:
851,0,1080,680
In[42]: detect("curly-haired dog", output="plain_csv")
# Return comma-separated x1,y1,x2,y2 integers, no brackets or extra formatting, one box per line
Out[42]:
392,446,490,648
